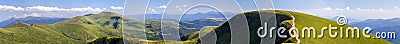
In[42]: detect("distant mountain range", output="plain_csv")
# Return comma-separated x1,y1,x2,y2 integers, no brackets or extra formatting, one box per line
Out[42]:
126,11,236,21
178,18,226,36
0,16,68,28
126,11,234,39
350,18,400,44
329,16,361,23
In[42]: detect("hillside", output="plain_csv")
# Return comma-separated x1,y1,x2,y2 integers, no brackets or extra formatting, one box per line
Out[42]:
0,11,126,43
181,10,391,44
273,10,390,44
0,10,392,44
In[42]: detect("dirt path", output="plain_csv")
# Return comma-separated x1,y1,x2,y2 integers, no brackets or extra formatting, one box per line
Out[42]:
288,13,301,44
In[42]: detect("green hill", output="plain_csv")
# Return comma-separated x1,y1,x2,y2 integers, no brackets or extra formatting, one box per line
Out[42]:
273,10,390,44
0,11,187,44
0,22,81,44
0,11,126,43
180,10,391,44
0,10,391,44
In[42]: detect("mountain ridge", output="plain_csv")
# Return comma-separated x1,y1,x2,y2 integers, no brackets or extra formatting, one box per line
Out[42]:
0,16,67,28
350,18,400,44
0,11,125,43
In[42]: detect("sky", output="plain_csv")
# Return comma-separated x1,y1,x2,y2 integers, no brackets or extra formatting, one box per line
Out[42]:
1,0,400,22
131,0,400,22
273,0,400,22
0,0,125,21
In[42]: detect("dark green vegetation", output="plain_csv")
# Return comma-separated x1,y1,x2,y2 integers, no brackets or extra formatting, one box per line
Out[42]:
87,36,123,44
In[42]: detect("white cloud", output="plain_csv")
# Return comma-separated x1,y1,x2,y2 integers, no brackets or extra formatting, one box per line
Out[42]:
298,6,400,22
12,15,21,18
23,13,41,17
110,6,123,10
394,6,400,10
315,7,387,11
148,8,157,13
176,6,182,11
25,6,104,12
319,7,333,10
175,5,188,11
0,5,104,12
0,5,128,21
10,12,49,18
158,5,167,9
0,5,24,11
182,5,187,7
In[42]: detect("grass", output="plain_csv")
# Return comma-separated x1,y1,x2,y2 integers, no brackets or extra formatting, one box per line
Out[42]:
272,10,391,44
0,10,391,44
0,22,83,44
0,11,124,43
178,10,391,44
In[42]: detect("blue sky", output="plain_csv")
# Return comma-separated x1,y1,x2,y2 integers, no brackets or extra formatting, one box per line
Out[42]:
0,0,124,8
127,0,399,22
274,0,400,9
1,0,400,22
273,0,400,22
125,0,259,14
0,0,125,21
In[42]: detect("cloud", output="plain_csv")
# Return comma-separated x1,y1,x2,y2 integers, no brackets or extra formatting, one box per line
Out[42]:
316,7,352,11
0,5,123,21
158,5,167,9
0,5,104,12
175,5,188,11
25,6,104,12
110,6,123,10
23,13,41,17
319,7,333,10
394,6,400,10
10,13,42,18
148,8,157,13
296,6,400,21
0,5,24,11
315,7,387,11
182,5,187,7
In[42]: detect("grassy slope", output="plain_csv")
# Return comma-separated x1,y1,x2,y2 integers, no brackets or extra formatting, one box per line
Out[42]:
179,10,391,44
0,22,83,43
0,10,390,44
0,11,125,43
182,26,218,43
272,10,391,44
